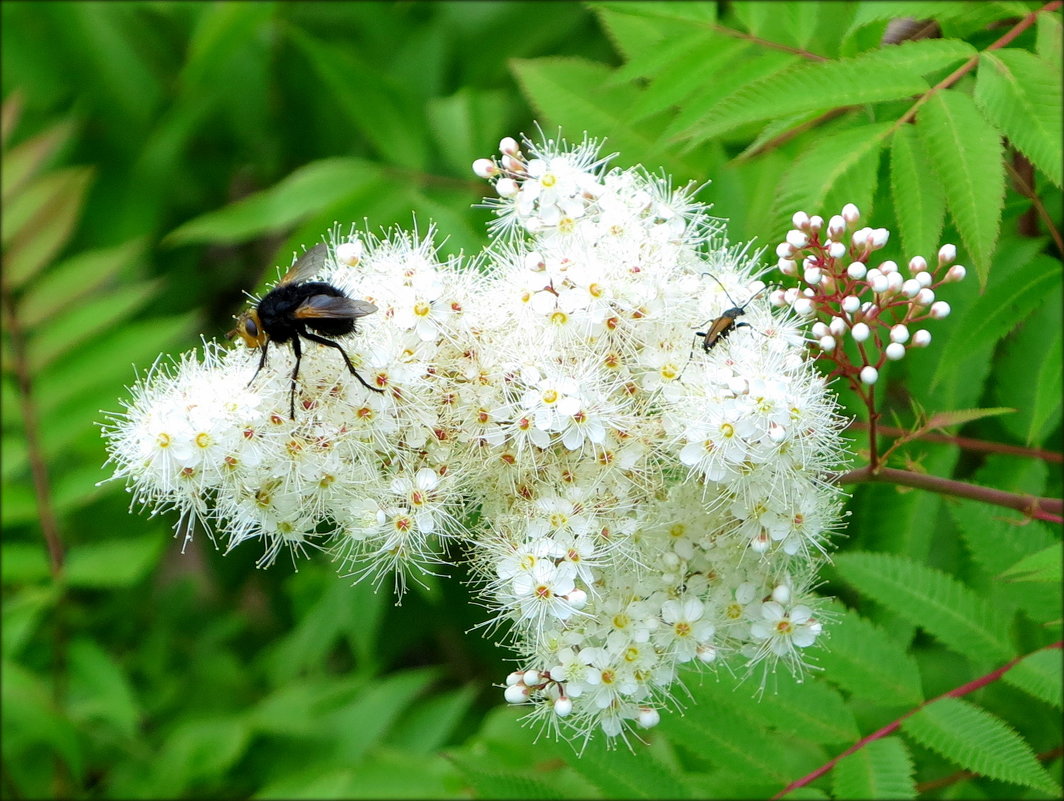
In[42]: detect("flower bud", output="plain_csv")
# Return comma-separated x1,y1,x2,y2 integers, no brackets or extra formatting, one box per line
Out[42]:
793,297,815,316
871,228,890,249
901,278,921,298
851,322,870,342
886,272,904,294
783,287,801,304
938,244,956,266
554,696,573,716
812,322,829,339
879,260,899,274
504,683,529,704
808,215,824,233
472,158,497,179
829,317,847,337
841,295,861,313
944,264,967,283
828,241,847,259
912,329,932,347
500,154,523,173
524,250,545,271
506,671,523,686
769,288,788,306
930,301,951,319
819,335,836,352
853,227,873,249
772,584,791,604
495,177,519,197
827,215,846,239
885,342,906,361
335,240,363,266
637,707,661,729
499,136,520,155
696,644,718,663
776,242,796,258
916,270,933,288
915,288,935,306
869,273,889,294
523,669,541,687
804,266,822,285
568,588,588,609
792,211,810,230
842,203,860,225
890,324,909,344
908,255,928,273
846,261,867,280
860,365,879,384
778,257,798,276
786,229,809,249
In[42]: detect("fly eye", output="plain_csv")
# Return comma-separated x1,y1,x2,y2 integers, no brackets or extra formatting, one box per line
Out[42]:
244,319,259,337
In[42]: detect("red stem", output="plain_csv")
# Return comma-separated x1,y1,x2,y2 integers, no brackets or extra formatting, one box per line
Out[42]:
773,641,1064,798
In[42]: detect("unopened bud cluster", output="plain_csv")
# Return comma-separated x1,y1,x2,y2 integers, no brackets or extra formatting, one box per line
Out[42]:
104,131,849,746
773,205,964,387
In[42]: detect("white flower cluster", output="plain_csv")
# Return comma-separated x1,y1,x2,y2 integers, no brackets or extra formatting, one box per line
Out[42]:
773,205,966,386
104,132,848,745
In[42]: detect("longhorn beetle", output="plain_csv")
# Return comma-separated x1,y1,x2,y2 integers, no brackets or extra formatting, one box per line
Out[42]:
694,273,770,352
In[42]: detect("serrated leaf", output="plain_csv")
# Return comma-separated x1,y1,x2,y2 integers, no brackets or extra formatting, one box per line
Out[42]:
932,253,1062,388
833,736,916,800
924,406,1013,429
751,676,861,745
1000,542,1062,583
63,535,165,589
917,90,1004,284
445,753,568,800
676,51,928,143
902,697,1060,795
1027,317,1063,444
775,122,891,227
1037,10,1062,68
562,738,695,799
1002,646,1063,709
593,1,717,25
385,685,477,754
975,50,1062,187
833,552,1014,663
890,125,946,259
67,638,141,738
816,605,925,707
165,158,383,245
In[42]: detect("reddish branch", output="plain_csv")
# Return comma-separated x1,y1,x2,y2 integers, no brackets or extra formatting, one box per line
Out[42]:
773,641,1064,798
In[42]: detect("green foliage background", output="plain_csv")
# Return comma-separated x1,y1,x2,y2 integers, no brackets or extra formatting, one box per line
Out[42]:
2,2,1060,798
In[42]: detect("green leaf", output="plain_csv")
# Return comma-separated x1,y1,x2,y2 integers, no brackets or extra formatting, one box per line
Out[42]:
2,166,94,289
775,122,891,227
153,716,251,794
63,535,166,589
890,124,946,260
917,90,1005,284
1,658,83,778
922,406,1013,430
902,697,1060,795
1002,647,1063,709
165,158,383,246
561,737,695,799
592,1,717,26
1000,542,1062,583
18,237,146,328
816,605,924,707
0,117,75,204
932,253,1062,389
67,637,141,738
1037,9,1062,68
833,552,1014,664
2,586,58,658
833,736,916,800
975,49,1063,187
425,88,511,177
385,684,477,754
676,52,928,143
749,675,860,745
444,753,568,800
179,2,276,93
0,542,51,585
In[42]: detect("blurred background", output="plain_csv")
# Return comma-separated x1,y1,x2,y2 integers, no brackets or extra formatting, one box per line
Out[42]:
2,2,1059,799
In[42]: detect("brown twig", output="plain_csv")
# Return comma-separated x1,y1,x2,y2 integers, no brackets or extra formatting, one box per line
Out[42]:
916,746,1064,793
1005,155,1064,257
773,642,1064,798
838,465,1063,523
848,421,1064,464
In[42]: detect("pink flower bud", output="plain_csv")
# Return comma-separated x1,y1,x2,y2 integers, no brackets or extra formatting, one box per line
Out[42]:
501,154,523,172
912,329,932,347
499,136,520,155
506,671,523,686
860,365,879,384
504,683,529,704
870,274,889,294
851,322,870,342
842,203,860,225
886,272,904,294
890,324,910,343
829,317,847,337
846,261,867,280
554,696,573,716
871,228,890,249
793,297,815,316
915,288,935,306
335,240,363,266
778,257,798,276
637,707,661,728
908,255,928,273
809,215,824,232
938,244,956,266
804,266,822,285
812,321,829,338
885,342,906,361
916,270,934,288
776,242,796,258
495,177,519,197
944,264,967,283
792,211,810,230
930,301,951,319
786,229,809,249
769,289,788,307
472,158,497,178
523,669,541,686
819,334,836,352
827,215,846,239
901,278,921,298
828,241,847,259
879,260,899,274
772,584,791,604
841,295,861,313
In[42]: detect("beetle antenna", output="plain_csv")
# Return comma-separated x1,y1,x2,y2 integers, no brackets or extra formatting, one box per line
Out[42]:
699,271,739,307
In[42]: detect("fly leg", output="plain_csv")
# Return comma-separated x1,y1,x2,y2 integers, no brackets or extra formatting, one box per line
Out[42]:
301,331,384,394
289,335,302,419
248,340,269,387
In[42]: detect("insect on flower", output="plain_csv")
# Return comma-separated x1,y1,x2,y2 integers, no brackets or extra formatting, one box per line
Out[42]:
228,243,384,419
694,273,770,352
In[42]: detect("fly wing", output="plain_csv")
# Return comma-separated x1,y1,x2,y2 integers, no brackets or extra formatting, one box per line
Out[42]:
294,294,378,320
278,242,329,285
